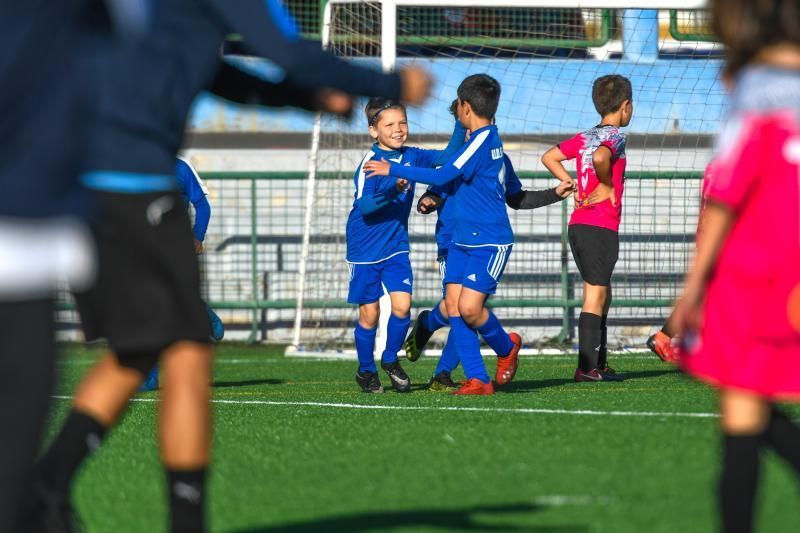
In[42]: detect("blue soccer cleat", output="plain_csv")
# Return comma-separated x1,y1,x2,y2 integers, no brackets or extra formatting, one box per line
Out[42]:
207,305,224,341
139,367,159,392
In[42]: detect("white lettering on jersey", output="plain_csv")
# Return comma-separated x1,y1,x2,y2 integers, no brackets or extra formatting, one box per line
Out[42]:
491,147,504,160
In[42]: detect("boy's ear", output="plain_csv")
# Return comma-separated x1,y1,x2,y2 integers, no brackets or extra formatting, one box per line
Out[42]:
368,125,378,139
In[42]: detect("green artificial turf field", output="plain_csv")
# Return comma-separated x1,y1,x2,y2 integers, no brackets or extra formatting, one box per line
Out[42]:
50,343,800,533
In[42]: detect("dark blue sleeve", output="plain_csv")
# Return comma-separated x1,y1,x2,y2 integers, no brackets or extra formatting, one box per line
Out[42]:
432,121,467,167
206,0,402,99
389,162,461,187
209,61,319,111
192,196,211,242
503,154,523,197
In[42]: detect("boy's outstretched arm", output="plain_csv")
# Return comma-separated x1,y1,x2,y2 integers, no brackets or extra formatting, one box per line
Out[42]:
506,181,574,210
363,159,461,187
209,61,353,117
541,146,575,184
206,0,430,104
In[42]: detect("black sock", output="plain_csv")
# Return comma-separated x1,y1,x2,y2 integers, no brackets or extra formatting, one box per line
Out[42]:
765,408,800,475
598,315,608,369
167,468,207,533
578,312,602,371
36,410,106,493
719,433,762,533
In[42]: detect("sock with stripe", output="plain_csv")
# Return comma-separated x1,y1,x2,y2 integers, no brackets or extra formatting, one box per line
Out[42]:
476,310,513,357
598,314,608,368
381,313,410,365
354,322,377,374
167,467,207,533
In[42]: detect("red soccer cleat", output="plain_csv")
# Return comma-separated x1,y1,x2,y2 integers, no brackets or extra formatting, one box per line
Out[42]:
495,332,521,385
451,378,495,395
647,331,680,364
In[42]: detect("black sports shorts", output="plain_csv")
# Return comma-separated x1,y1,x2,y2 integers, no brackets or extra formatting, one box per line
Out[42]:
567,224,619,287
75,191,210,353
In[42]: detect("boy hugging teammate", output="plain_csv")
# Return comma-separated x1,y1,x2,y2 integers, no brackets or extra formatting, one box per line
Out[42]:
365,74,522,395
542,74,633,382
346,98,462,393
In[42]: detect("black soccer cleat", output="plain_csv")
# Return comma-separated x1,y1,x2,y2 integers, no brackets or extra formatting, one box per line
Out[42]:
381,361,412,392
355,370,384,393
574,367,625,382
404,310,434,362
427,371,459,392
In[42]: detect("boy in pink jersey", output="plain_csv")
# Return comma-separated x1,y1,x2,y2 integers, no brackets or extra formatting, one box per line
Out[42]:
672,0,800,529
542,74,633,382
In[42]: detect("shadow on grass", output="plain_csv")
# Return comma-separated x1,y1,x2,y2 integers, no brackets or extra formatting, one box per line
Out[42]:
618,369,680,380
499,378,576,393
211,378,285,388
229,502,589,532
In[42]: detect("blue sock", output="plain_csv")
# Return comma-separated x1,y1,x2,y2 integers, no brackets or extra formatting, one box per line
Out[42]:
382,313,410,364
423,303,449,332
476,311,514,356
354,322,377,373
449,317,489,383
435,336,462,375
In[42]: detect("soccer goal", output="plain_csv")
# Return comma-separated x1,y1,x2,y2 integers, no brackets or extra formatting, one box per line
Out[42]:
287,0,721,357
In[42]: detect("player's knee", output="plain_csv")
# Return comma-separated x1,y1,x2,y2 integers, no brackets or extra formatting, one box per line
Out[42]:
359,306,379,328
457,300,482,324
115,349,160,376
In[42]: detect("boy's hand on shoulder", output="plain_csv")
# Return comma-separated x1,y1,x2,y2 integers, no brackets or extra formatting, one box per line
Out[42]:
555,180,575,198
363,158,391,178
587,182,616,206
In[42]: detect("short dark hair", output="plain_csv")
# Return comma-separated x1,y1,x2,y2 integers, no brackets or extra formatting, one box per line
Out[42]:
448,98,458,118
712,0,800,77
457,74,501,119
365,98,406,127
592,75,632,117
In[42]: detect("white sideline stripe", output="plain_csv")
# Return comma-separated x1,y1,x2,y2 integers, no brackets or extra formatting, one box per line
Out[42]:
50,395,717,419
56,353,668,366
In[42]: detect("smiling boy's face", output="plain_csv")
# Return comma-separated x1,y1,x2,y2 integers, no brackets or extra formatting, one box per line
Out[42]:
370,108,408,151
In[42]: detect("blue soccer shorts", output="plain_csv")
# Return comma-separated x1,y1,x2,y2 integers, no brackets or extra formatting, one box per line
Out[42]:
443,244,512,295
347,252,413,305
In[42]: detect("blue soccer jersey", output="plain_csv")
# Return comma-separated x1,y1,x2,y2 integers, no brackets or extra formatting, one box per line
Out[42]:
390,125,514,247
346,144,438,263
175,158,211,242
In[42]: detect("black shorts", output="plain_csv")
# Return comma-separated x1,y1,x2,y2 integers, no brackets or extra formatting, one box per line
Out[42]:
568,224,619,286
75,191,210,353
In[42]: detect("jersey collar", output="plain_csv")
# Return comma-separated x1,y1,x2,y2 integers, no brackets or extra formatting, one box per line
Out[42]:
371,143,403,162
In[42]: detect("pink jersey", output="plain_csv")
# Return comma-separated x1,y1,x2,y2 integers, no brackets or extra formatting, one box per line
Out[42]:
559,125,627,232
684,78,800,399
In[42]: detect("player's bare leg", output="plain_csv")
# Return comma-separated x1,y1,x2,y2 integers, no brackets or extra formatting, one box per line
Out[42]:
72,353,145,425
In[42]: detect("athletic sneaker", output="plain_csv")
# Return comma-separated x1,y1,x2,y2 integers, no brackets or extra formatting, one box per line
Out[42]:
138,368,159,392
647,331,678,364
452,378,494,395
356,371,384,393
404,310,433,362
207,306,224,342
427,371,459,392
26,483,83,533
600,366,624,380
381,361,411,392
574,367,625,382
495,332,522,385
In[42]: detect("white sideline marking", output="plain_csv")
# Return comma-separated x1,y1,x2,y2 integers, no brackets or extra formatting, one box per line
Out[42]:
51,395,716,419
57,353,666,366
